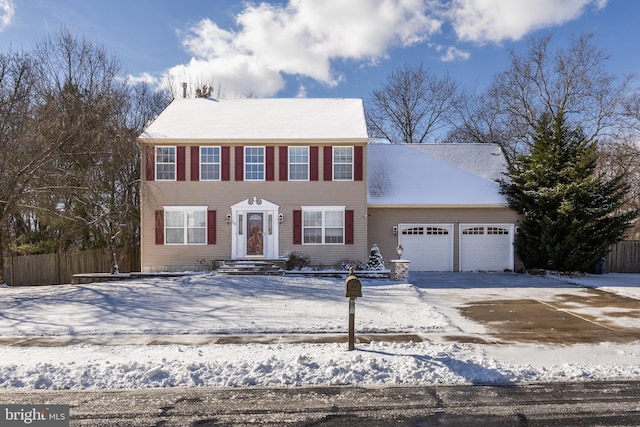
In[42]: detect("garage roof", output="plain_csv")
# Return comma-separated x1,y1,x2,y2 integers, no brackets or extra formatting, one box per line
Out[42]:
140,98,368,141
368,143,508,206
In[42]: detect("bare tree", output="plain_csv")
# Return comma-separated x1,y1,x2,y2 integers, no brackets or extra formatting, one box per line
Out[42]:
0,49,40,282
453,34,636,161
0,29,171,281
366,63,461,144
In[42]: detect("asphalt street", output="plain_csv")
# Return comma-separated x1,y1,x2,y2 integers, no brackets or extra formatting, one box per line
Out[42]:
2,381,639,426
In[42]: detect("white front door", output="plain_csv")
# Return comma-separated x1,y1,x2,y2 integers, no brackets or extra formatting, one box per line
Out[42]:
231,197,279,259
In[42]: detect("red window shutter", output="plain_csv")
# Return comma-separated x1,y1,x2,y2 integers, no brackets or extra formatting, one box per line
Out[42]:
354,146,363,181
293,210,302,244
310,146,319,181
221,146,230,181
279,146,288,181
155,210,164,244
145,146,155,181
323,146,332,181
235,146,244,181
177,146,186,181
207,210,216,244
345,210,354,245
266,146,275,181
191,146,199,181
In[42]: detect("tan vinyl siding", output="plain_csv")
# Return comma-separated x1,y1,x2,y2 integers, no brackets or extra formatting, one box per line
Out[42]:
140,141,368,271
367,207,522,272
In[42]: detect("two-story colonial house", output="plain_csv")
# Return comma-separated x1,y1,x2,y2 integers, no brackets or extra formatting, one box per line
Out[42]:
139,98,369,271
139,97,522,272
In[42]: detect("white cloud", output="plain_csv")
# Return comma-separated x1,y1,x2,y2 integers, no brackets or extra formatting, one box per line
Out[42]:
449,0,607,44
435,46,471,62
126,72,160,86
0,0,15,31
159,0,609,97
172,0,442,97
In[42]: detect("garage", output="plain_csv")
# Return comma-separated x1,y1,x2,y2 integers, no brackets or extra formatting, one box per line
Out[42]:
459,224,514,272
398,224,453,271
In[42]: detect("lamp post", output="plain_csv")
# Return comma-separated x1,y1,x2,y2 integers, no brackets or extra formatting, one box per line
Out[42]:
391,245,409,281
396,244,403,260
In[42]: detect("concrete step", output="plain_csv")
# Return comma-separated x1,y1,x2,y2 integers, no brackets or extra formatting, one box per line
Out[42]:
217,260,284,275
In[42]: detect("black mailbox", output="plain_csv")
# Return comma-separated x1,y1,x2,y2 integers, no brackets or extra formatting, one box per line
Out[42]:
345,267,362,298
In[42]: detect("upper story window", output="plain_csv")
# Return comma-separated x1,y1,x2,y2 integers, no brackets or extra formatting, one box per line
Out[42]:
200,146,220,181
302,207,344,245
165,207,206,245
289,146,309,181
245,146,265,181
333,146,353,181
156,146,176,181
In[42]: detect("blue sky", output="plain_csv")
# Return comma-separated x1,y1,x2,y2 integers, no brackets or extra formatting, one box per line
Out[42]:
1,0,638,99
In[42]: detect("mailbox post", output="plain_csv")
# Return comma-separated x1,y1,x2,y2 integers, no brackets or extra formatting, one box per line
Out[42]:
344,267,362,351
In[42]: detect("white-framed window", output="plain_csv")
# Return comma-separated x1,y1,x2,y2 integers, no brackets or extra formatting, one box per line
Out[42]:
289,146,309,181
245,146,265,181
302,206,345,245
333,146,353,181
164,206,207,245
156,146,176,181
200,146,220,181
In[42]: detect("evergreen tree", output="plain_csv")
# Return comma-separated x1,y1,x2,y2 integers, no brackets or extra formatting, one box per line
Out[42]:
366,244,385,271
501,112,638,272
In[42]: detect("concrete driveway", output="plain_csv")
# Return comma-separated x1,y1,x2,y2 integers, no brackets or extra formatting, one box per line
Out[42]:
408,272,640,345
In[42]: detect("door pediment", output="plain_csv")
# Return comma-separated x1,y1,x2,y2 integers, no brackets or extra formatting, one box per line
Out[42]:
231,196,279,210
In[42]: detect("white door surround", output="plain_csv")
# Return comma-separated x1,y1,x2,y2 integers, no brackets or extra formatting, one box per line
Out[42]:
230,197,280,259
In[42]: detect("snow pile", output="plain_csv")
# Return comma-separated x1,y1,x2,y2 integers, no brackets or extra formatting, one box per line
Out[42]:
0,273,638,390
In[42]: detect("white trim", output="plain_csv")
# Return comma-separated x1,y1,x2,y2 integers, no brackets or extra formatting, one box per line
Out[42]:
163,206,208,246
244,146,266,181
155,146,177,181
200,146,221,181
288,146,310,181
301,206,346,245
230,197,280,259
332,146,354,181
163,206,207,211
301,206,346,211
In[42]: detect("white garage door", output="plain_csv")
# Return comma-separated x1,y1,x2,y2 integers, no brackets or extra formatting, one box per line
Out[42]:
460,224,514,272
398,224,453,271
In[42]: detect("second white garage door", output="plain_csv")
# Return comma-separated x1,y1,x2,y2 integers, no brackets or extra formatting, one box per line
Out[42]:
398,224,454,271
459,224,514,272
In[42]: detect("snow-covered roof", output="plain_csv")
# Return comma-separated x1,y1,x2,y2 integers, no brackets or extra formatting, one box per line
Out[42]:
140,98,368,141
368,143,508,206
406,143,507,181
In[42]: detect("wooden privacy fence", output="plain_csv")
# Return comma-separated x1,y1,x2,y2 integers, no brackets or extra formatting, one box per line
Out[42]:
3,246,140,286
605,241,640,273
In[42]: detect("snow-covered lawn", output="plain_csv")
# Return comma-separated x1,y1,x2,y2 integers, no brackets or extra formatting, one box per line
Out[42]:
0,272,639,390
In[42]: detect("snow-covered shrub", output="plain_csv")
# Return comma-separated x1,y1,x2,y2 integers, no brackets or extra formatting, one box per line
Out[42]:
286,252,311,270
365,243,385,271
340,259,365,271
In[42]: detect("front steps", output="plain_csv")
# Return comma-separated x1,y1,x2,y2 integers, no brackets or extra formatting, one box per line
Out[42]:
216,260,285,275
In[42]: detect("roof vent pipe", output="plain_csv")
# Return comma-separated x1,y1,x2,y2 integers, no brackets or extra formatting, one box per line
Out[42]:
182,82,187,99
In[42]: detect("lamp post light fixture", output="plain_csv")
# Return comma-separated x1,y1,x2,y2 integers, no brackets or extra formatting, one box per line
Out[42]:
396,244,403,260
